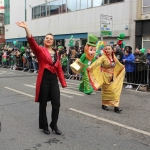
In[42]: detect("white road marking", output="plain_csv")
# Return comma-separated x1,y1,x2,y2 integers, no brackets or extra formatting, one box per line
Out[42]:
5,87,73,98
60,88,84,96
60,93,73,98
60,87,84,96
66,82,79,86
24,84,35,88
69,108,150,137
4,87,34,97
0,70,22,75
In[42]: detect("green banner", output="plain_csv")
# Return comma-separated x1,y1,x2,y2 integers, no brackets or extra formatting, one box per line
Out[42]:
101,31,112,36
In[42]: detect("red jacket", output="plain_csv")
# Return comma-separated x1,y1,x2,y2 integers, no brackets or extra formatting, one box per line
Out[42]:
27,36,67,102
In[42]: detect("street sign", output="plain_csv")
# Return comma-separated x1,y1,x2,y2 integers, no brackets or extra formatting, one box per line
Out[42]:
100,14,113,36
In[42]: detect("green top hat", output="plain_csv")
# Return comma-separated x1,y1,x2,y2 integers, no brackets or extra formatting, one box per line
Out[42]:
140,48,145,54
117,33,125,40
58,46,63,49
86,34,98,47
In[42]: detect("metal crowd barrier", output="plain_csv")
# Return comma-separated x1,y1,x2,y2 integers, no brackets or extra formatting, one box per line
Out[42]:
66,58,82,80
0,55,38,73
1,54,150,92
66,60,150,91
123,61,149,91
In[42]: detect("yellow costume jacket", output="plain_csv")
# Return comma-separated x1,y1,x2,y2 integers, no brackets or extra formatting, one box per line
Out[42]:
87,52,125,106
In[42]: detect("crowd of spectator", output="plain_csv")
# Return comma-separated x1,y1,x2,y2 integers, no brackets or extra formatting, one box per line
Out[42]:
0,46,38,73
1,42,150,89
114,45,150,88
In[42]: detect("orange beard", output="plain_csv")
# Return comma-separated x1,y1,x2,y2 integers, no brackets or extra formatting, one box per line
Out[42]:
84,45,94,61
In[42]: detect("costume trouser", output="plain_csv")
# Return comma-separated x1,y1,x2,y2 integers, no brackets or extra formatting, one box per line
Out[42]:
79,70,93,94
39,70,60,130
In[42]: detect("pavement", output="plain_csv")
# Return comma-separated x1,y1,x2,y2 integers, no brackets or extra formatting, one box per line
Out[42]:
0,68,150,150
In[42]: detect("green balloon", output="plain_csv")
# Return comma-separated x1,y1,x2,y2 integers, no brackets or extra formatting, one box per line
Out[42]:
13,41,17,45
21,46,25,52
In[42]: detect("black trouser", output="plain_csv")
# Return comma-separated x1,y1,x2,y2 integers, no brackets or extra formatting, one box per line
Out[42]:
134,70,147,84
39,69,60,130
126,72,135,83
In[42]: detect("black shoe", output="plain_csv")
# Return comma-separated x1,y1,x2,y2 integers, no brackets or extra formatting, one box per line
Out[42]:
102,105,109,111
39,125,44,129
114,107,122,113
50,123,62,135
43,128,50,135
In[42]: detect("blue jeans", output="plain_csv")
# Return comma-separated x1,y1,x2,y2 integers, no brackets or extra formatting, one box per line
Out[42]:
32,60,38,71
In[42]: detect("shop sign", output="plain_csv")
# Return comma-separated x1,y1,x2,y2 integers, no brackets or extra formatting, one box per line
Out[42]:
100,14,113,36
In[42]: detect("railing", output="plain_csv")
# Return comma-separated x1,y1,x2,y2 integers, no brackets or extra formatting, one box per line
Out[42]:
1,55,150,92
122,61,149,91
0,55,38,73
66,58,82,80
67,59,150,91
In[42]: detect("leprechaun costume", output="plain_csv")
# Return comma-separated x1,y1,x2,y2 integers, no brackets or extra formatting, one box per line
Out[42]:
79,34,98,94
117,33,126,50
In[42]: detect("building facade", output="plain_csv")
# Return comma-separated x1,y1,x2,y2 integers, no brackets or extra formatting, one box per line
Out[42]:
5,0,137,49
135,0,150,50
0,0,5,47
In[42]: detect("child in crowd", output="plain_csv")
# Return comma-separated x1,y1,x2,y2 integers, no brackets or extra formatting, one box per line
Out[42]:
61,53,68,74
2,51,7,67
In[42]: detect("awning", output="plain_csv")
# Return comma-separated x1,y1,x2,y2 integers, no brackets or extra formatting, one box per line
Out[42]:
6,33,88,42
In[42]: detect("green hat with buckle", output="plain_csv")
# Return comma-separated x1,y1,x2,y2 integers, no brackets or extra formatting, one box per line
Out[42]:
86,34,98,47
117,33,125,40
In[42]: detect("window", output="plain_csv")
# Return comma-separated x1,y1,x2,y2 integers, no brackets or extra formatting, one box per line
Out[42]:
143,0,150,6
67,0,76,12
143,0,150,14
0,27,4,35
103,0,109,4
50,0,60,15
143,7,150,13
81,0,87,10
32,8,34,19
4,0,10,24
41,4,46,17
93,0,103,7
31,0,125,20
0,14,4,23
61,0,67,13
143,35,150,51
47,3,50,16
77,0,80,10
59,0,66,13
88,0,92,8
109,0,124,3
33,6,41,19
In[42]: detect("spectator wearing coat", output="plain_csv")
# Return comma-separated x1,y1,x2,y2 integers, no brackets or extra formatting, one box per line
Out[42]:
134,48,147,84
113,46,124,63
145,48,150,87
122,47,135,89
